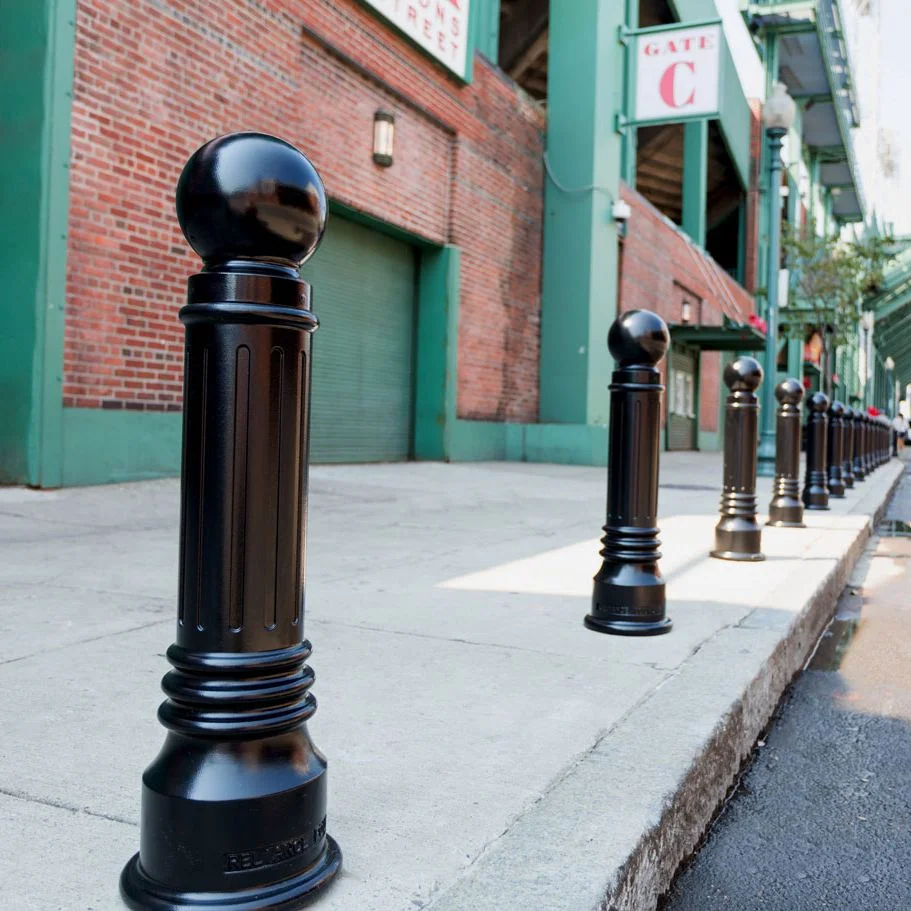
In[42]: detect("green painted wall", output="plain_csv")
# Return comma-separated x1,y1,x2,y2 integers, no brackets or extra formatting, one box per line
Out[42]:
0,0,74,486
414,246,459,461
61,408,182,486
540,0,624,426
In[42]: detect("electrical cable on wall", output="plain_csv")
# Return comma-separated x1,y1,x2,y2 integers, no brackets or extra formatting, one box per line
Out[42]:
542,150,615,202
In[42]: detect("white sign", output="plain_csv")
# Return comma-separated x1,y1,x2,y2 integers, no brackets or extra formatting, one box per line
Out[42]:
362,0,470,79
634,23,722,124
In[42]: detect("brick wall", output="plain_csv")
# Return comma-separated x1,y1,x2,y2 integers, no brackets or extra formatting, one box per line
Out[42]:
64,0,545,422
618,182,758,433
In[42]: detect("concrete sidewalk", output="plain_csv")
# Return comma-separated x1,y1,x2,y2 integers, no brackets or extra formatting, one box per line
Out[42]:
0,452,902,911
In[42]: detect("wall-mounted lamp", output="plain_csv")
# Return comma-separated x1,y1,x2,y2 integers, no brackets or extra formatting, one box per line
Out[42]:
373,111,395,167
681,300,693,325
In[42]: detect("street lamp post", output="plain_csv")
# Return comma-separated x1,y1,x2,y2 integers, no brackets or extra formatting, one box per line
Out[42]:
757,83,797,478
885,355,896,416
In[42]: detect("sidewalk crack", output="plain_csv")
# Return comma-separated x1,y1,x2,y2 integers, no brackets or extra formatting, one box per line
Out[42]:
0,787,136,827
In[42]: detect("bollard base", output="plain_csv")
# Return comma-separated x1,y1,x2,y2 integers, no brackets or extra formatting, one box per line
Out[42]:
709,549,766,562
588,563,669,637
766,519,806,528
583,614,672,636
120,837,342,911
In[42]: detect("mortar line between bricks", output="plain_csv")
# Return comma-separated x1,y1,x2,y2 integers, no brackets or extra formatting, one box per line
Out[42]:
0,787,137,827
0,618,172,667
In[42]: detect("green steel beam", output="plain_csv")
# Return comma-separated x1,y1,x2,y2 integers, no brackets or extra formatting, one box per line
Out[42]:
682,119,708,247
540,0,624,425
0,0,75,486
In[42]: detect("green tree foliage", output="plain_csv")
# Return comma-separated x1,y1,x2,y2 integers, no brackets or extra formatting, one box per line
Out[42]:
781,222,895,349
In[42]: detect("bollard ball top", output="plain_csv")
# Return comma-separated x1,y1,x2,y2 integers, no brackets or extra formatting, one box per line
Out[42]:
607,309,670,367
829,399,845,418
723,356,763,392
176,132,327,270
843,406,855,420
774,377,804,406
807,391,829,413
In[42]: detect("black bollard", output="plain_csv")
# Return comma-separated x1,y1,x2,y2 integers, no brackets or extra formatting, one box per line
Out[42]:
586,310,672,636
852,409,866,481
864,414,874,474
711,357,764,561
826,400,846,497
894,423,899,458
842,407,855,488
120,133,342,910
767,378,805,528
802,392,830,510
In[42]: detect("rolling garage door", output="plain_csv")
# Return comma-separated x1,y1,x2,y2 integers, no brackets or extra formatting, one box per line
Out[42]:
302,217,417,462
668,347,697,451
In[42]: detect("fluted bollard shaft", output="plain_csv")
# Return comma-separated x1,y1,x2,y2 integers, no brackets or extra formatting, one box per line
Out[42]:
768,379,805,528
865,415,874,474
587,310,671,636
842,407,855,488
803,392,830,510
711,357,764,561
121,133,341,910
826,400,846,497
853,409,866,481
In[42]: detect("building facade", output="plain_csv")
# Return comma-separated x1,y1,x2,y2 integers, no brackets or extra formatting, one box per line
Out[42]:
0,0,890,486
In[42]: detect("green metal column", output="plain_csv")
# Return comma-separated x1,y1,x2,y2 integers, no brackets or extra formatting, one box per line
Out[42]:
787,337,802,381
540,0,625,425
682,120,708,247
620,0,638,185
0,0,75,486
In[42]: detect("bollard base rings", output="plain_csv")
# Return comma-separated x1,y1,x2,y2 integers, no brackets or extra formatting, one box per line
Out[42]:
121,838,342,911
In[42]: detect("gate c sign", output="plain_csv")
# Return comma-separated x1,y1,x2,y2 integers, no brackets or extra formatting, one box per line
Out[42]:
633,23,722,124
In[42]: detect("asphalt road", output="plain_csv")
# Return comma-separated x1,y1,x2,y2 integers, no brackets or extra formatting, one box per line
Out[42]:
663,462,911,911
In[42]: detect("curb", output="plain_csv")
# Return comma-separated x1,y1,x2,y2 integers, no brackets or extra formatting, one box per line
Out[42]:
425,460,905,911
608,460,905,911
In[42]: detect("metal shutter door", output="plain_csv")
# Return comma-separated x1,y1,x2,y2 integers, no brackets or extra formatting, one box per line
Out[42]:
302,217,417,463
668,348,697,451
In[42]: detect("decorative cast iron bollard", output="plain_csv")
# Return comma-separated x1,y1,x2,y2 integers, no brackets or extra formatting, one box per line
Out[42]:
711,356,764,561
826,400,846,498
767,378,805,528
852,408,866,482
842,406,855,488
586,309,672,636
802,391,830,510
864,414,876,475
120,133,342,910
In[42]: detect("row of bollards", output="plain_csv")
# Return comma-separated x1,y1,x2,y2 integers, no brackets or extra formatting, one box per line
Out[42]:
587,310,898,640
120,133,897,909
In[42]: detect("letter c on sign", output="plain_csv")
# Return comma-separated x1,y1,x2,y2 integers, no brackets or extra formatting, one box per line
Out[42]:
659,61,696,108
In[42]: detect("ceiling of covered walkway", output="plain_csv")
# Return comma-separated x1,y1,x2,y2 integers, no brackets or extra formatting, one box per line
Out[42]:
867,243,911,389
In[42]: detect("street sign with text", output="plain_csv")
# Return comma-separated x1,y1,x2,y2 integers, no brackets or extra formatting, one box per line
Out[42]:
633,22,722,125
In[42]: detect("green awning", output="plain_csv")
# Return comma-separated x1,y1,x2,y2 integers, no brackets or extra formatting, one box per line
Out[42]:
669,323,766,351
